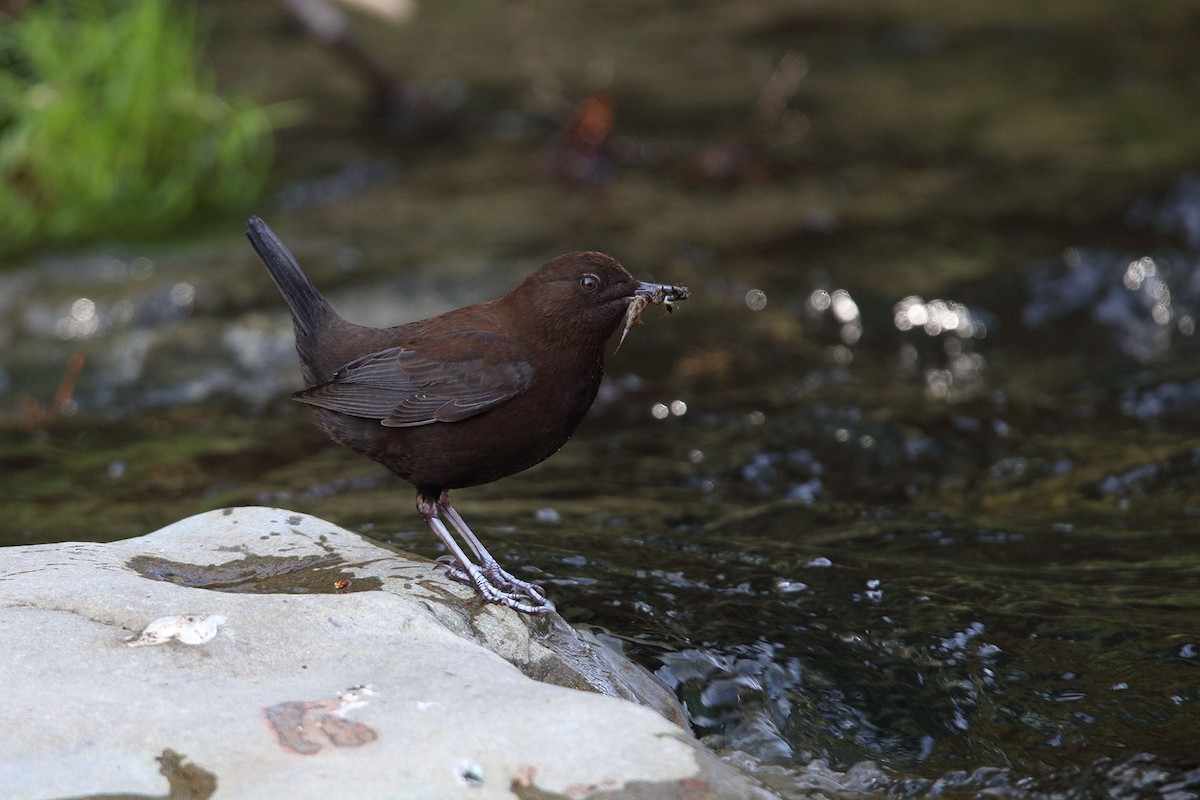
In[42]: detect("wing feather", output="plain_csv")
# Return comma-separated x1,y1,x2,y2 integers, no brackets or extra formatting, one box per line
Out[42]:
292,331,535,427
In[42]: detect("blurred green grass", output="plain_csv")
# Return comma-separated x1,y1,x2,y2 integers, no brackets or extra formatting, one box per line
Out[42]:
0,0,273,259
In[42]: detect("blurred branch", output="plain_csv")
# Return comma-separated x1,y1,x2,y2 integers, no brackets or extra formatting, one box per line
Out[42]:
276,0,420,123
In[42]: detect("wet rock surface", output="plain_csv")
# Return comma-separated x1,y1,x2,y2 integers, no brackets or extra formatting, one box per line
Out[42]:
0,507,768,800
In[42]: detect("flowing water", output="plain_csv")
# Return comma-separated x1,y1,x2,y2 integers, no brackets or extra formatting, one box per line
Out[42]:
4,1,1200,797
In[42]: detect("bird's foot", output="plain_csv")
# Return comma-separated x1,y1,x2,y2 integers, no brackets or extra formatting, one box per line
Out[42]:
481,562,548,599
435,556,555,614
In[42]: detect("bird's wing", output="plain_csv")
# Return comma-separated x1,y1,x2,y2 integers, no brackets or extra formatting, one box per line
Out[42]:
292,330,536,427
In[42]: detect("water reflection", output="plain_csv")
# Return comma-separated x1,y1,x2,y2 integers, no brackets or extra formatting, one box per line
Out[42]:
745,288,768,311
893,296,986,339
892,295,989,401
56,298,98,339
806,288,862,347
650,399,688,419
1025,175,1200,364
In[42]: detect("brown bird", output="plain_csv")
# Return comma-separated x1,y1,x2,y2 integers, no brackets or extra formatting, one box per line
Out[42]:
246,217,688,613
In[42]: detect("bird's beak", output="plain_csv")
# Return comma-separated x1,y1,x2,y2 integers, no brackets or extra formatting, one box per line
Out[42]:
616,280,689,351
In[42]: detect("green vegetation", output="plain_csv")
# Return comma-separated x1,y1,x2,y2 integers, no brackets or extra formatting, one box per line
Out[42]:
0,0,272,258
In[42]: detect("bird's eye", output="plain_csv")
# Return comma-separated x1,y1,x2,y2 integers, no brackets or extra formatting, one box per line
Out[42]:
579,274,601,292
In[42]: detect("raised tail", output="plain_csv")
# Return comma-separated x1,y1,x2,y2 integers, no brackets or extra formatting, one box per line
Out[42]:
246,216,336,340
247,216,343,385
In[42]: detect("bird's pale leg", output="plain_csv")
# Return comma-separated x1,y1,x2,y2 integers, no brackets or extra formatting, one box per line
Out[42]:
437,495,552,608
418,495,553,614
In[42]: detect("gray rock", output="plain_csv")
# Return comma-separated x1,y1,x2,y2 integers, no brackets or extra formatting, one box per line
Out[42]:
0,507,773,799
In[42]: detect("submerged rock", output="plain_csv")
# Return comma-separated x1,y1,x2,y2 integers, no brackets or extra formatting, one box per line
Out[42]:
0,507,771,800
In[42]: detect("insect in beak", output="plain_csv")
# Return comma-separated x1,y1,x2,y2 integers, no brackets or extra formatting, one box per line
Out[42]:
616,281,689,351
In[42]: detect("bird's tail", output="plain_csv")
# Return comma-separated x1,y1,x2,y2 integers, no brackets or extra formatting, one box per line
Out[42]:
246,216,336,339
247,216,347,386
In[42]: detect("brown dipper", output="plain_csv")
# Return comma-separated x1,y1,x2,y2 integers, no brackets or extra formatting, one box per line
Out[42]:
246,217,688,613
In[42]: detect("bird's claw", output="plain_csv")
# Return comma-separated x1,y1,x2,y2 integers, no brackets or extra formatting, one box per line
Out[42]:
435,557,555,614
482,563,548,599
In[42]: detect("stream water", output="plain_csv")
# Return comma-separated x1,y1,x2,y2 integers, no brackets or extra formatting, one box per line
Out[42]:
3,1,1200,797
